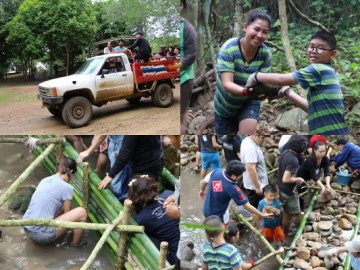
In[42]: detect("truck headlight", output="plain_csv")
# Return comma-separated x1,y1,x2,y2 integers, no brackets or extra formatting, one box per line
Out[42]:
46,87,58,96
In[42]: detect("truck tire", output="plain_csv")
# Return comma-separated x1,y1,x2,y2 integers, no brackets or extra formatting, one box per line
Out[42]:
126,97,141,104
47,107,62,117
151,83,173,107
61,96,93,128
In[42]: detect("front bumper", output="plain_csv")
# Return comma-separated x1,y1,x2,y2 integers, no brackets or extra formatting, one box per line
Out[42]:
37,93,63,105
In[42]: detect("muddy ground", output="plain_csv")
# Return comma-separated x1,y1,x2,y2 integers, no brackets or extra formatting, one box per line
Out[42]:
0,75,180,135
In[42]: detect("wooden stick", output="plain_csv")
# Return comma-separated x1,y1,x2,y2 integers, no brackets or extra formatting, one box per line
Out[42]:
80,212,123,270
159,242,169,269
82,162,89,213
250,248,284,269
268,167,279,174
230,205,284,264
0,143,55,207
0,218,143,232
117,199,133,270
0,137,64,144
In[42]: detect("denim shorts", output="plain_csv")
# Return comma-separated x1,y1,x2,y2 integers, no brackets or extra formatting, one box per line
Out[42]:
24,226,57,244
201,152,221,170
215,99,260,134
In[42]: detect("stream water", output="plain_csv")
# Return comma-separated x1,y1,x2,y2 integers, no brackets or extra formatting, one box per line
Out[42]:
180,168,280,270
0,141,113,270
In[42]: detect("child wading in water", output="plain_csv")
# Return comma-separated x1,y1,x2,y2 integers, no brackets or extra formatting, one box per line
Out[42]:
257,184,284,247
246,30,349,135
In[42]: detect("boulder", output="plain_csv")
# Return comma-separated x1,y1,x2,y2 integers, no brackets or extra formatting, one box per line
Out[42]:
339,218,353,230
322,207,335,216
303,232,321,241
8,185,36,214
351,180,360,190
307,241,322,250
188,144,198,152
331,182,343,190
318,221,333,231
342,214,357,225
296,246,311,260
310,256,321,267
275,108,308,132
293,258,310,269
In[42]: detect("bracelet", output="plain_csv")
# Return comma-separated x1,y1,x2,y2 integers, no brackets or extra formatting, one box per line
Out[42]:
284,87,292,97
254,72,259,83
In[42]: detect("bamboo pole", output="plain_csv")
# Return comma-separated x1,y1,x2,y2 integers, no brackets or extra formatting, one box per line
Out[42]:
161,167,179,187
0,218,143,233
250,248,284,269
230,205,284,265
268,168,279,174
0,137,64,144
309,185,360,196
0,143,55,207
279,191,319,269
159,242,169,269
80,212,124,270
343,193,360,269
117,199,133,270
82,162,89,212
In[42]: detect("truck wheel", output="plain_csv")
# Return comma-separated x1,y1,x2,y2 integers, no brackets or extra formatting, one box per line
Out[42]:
151,83,173,107
126,97,142,104
61,96,93,128
47,107,61,117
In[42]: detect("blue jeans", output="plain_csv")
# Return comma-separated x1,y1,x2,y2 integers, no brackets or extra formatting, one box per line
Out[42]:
24,226,57,244
215,99,260,134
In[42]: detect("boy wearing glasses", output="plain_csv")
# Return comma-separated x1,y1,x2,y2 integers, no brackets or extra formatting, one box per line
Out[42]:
245,30,349,135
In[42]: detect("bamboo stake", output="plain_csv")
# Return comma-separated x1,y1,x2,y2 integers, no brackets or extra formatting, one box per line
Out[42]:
268,168,279,174
81,212,124,270
161,167,180,187
343,192,360,269
0,143,55,207
82,162,89,212
0,137,64,144
250,248,284,269
117,199,133,270
159,242,169,269
280,191,319,269
0,218,143,233
230,205,284,265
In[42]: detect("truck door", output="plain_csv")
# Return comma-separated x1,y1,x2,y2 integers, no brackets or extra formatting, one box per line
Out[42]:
95,56,134,101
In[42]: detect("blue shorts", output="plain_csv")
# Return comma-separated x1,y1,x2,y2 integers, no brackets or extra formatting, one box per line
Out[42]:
215,99,260,134
24,226,57,244
201,152,221,170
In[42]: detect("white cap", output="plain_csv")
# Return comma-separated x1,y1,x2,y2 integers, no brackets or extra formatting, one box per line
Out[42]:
345,235,360,253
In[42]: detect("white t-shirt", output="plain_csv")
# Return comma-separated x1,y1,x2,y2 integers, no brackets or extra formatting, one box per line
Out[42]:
240,136,268,190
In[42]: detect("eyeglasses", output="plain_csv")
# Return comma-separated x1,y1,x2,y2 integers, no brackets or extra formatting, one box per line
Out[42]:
306,45,333,54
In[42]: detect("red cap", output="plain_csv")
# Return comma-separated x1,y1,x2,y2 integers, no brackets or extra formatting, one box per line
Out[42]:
310,135,327,148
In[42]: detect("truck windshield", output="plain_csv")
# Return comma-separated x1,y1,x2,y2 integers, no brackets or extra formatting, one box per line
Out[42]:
75,58,104,74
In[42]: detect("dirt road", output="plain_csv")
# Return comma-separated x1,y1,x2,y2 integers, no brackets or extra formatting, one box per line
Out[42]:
0,78,180,135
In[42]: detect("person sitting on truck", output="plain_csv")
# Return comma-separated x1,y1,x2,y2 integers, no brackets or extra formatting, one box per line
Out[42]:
127,32,151,62
104,41,115,54
115,39,126,52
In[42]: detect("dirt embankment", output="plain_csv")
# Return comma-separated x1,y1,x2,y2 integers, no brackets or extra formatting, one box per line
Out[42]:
0,76,180,134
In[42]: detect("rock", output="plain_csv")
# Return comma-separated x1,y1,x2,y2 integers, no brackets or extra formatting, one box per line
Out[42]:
5,153,24,164
188,144,198,152
319,230,332,237
320,215,334,221
345,101,360,134
303,232,321,241
180,158,189,166
322,207,335,216
324,256,334,269
309,212,321,222
351,180,360,190
348,207,357,214
307,241,322,249
8,185,36,214
333,226,342,233
293,258,310,269
318,221,333,231
275,108,308,132
342,185,351,192
189,155,196,162
297,246,311,260
180,260,198,270
310,256,321,267
342,214,357,225
313,268,328,270
188,116,206,133
180,144,189,151
330,200,339,208
296,238,307,247
179,242,195,261
339,197,347,206
331,182,343,190
304,225,313,232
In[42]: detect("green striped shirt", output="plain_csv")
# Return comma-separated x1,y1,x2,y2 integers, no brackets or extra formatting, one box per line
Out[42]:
202,242,242,269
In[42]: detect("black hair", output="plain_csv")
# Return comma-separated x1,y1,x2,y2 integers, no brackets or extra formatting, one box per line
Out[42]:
244,10,272,29
56,156,77,175
311,30,337,50
118,39,125,43
335,138,348,145
263,184,278,194
286,136,308,154
224,222,240,241
180,0,187,9
204,215,223,238
127,175,158,212
136,31,143,36
226,160,246,177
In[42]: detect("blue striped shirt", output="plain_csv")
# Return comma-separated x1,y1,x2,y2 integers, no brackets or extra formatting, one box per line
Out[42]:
202,242,242,269
214,38,272,117
292,63,349,135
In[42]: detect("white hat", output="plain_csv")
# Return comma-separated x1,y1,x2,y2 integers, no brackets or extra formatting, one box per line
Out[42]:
345,235,360,253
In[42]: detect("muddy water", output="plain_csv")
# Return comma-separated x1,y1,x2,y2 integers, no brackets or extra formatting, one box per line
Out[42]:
0,142,113,270
180,168,280,269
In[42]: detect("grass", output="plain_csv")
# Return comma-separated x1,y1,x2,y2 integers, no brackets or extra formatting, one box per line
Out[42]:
0,92,35,103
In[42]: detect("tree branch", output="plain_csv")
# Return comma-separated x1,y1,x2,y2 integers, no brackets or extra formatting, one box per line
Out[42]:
287,0,329,31
264,41,285,52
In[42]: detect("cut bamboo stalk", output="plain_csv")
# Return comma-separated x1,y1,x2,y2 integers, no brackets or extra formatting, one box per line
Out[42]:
250,248,284,269
161,167,179,187
0,143,55,207
309,185,360,196
159,242,169,269
0,137,64,144
268,168,279,174
80,212,123,270
82,162,89,212
117,199,133,270
280,191,319,269
230,205,284,265
0,218,143,233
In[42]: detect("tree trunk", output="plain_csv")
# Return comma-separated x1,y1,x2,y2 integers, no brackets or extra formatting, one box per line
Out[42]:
66,44,70,76
233,0,244,36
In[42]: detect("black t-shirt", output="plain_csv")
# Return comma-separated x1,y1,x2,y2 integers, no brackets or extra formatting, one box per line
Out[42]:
222,136,241,162
278,150,303,196
296,155,330,181
199,135,217,153
135,190,180,264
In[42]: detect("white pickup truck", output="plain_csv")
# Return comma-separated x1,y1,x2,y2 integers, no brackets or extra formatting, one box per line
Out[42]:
37,50,180,128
